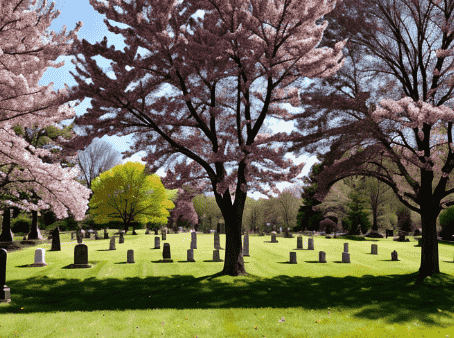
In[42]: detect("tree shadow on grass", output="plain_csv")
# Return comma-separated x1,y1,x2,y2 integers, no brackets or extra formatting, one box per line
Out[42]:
1,267,454,329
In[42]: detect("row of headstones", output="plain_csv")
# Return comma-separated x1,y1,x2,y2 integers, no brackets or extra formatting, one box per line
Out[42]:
186,231,250,256
288,244,399,263
27,242,226,268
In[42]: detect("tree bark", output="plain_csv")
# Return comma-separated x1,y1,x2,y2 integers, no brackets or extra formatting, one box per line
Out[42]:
221,212,247,276
0,208,13,242
28,210,44,240
418,206,440,280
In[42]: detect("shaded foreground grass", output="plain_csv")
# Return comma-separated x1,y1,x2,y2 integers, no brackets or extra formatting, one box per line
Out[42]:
1,231,454,337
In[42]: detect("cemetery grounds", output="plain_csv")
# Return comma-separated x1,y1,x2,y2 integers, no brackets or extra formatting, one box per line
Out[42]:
1,231,454,337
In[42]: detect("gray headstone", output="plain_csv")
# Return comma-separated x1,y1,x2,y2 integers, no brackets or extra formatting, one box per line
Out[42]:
187,249,195,262
297,235,303,249
119,231,124,244
214,232,221,249
0,249,10,302
243,232,249,256
319,251,326,263
191,231,197,249
162,231,166,241
342,252,350,263
371,244,378,255
104,229,109,239
391,250,398,261
73,244,91,268
154,236,160,249
308,237,314,250
77,230,83,244
289,252,297,264
127,250,135,264
213,250,222,262
109,237,116,250
344,243,348,253
162,243,171,259
271,231,278,243
32,248,47,266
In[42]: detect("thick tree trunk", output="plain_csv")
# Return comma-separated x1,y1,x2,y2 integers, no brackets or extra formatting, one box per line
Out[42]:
221,214,247,276
0,208,13,242
28,210,44,240
418,207,440,280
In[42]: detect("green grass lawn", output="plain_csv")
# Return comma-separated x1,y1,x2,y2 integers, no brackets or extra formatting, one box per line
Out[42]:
1,231,454,337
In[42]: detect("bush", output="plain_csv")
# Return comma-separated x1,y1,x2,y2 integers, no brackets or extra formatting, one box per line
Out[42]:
11,214,31,234
319,218,337,234
50,213,79,232
439,206,454,240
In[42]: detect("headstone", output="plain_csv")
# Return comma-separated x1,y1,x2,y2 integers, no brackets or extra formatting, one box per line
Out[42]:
319,251,327,263
119,231,124,244
94,230,100,240
213,250,222,262
84,230,90,239
127,250,135,264
73,244,91,268
342,252,350,263
243,232,249,256
371,244,378,255
308,237,314,250
289,252,297,264
187,249,195,262
270,231,278,243
386,229,393,238
162,231,166,241
214,232,221,249
191,231,197,249
109,237,116,250
343,243,348,253
0,249,10,302
31,248,47,267
104,229,109,239
145,228,150,235
154,236,160,249
391,250,398,261
297,235,303,249
51,227,61,251
162,243,171,260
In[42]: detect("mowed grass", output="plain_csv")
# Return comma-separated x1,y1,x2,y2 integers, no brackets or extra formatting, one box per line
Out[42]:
1,231,454,337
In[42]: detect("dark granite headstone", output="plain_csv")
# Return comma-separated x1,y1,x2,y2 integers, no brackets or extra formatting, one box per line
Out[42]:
51,227,61,251
0,249,10,302
104,228,109,240
72,244,91,268
162,243,171,259
161,231,166,241
119,231,124,244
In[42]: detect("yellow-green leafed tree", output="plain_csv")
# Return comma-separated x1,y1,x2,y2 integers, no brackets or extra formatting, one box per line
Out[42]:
88,161,175,233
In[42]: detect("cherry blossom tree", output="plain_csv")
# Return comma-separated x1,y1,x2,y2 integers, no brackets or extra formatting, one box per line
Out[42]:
0,0,91,241
55,0,347,275
285,0,454,281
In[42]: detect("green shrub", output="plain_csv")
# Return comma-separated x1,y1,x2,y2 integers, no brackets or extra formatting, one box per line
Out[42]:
439,206,454,240
11,213,31,234
319,218,337,234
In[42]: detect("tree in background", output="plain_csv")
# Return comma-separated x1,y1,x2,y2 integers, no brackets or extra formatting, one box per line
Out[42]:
342,182,372,235
264,189,302,232
396,204,413,234
166,186,199,232
56,0,348,275
88,162,175,233
439,206,454,241
0,0,90,242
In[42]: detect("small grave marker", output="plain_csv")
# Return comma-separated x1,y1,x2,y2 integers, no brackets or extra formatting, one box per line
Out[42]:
51,227,61,251
270,231,278,243
308,237,314,250
31,248,47,267
371,244,378,255
154,236,160,249
342,252,350,263
297,235,303,249
187,249,195,262
119,231,124,244
243,232,249,256
162,229,166,241
109,237,116,250
289,252,297,264
391,250,398,261
127,250,135,264
104,229,109,240
319,251,327,263
162,243,171,260
72,244,91,268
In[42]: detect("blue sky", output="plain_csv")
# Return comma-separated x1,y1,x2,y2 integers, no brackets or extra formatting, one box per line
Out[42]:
24,0,326,201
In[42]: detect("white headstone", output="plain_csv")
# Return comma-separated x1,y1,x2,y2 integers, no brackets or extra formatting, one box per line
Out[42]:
33,248,47,266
